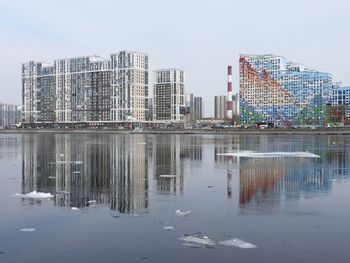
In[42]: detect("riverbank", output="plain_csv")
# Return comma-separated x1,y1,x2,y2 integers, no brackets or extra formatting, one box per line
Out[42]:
1,128,350,135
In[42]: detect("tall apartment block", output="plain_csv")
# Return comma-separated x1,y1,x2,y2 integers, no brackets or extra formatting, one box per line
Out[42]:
22,51,148,124
239,54,332,125
111,51,148,121
153,69,185,121
193,96,203,121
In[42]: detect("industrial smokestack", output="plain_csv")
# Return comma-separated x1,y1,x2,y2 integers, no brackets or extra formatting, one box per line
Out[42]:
227,65,233,120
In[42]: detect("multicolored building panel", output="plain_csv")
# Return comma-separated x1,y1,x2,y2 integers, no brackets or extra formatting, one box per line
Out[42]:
239,54,332,125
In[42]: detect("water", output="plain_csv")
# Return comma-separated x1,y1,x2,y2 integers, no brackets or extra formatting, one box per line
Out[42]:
0,133,350,263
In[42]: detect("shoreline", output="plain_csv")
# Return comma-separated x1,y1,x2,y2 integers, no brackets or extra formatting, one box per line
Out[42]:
1,128,350,135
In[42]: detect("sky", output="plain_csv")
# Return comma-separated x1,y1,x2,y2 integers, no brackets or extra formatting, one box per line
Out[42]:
0,0,349,116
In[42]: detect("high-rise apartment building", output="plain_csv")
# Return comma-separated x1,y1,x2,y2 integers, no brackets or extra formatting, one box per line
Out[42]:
214,95,227,119
22,51,148,124
331,83,350,118
239,54,332,125
110,51,148,121
193,96,203,121
153,69,185,121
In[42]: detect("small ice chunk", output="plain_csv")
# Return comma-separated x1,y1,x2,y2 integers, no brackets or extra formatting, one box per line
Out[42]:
20,228,36,232
219,238,257,249
71,207,79,210
48,176,56,179
15,191,53,199
74,161,83,165
87,200,97,204
178,235,216,247
163,226,175,230
138,142,147,145
159,174,177,178
175,210,191,216
73,171,80,174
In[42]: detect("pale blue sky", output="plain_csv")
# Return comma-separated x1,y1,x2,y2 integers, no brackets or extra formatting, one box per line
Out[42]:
0,0,349,116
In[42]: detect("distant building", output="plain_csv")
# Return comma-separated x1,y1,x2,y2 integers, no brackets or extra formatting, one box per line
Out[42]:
239,54,332,125
22,51,149,124
331,83,350,118
214,95,227,119
146,98,153,121
193,96,203,121
153,69,185,121
0,103,21,127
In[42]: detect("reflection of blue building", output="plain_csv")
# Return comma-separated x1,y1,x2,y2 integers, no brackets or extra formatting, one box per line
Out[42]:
240,54,332,124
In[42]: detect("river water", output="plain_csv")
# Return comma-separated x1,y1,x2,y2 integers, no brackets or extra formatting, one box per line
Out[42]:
0,133,349,263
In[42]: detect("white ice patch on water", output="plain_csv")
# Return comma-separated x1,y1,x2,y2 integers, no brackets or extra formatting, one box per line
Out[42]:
163,226,175,230
87,200,97,204
219,238,257,249
48,176,56,179
14,191,53,199
20,228,36,232
137,142,147,145
178,235,216,247
159,175,177,178
218,151,320,158
175,210,191,216
71,207,79,210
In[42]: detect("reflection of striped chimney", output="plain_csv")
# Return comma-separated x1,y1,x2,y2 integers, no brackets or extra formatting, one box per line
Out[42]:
227,66,233,120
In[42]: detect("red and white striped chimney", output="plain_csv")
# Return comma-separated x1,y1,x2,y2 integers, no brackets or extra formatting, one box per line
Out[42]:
227,65,233,120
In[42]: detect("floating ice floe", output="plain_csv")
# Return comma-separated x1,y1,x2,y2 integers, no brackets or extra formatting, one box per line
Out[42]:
48,176,56,179
178,235,216,247
74,161,83,165
71,207,79,210
15,191,53,199
163,226,175,230
217,151,320,158
87,200,97,204
73,171,80,174
175,210,191,216
218,238,257,249
159,175,177,178
20,228,36,232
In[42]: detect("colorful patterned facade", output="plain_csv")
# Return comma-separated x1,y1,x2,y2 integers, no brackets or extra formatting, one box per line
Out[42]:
239,54,333,125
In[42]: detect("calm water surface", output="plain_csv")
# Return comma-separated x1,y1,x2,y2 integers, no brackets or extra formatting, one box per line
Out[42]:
0,133,350,263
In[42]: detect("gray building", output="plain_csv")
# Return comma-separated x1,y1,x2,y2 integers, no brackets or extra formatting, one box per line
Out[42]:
193,96,203,121
22,51,148,124
0,103,21,127
214,95,227,119
153,69,185,121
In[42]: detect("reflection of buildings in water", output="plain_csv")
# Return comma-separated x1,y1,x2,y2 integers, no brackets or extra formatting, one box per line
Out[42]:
22,134,56,194
110,135,148,214
21,134,148,214
238,158,334,207
152,135,184,195
0,135,21,160
180,136,203,161
213,136,241,198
